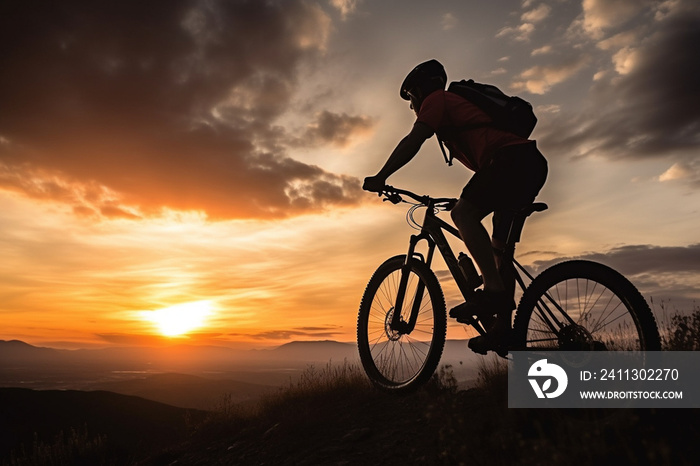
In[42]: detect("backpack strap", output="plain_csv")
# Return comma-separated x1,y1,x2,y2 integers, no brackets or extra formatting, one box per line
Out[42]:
436,126,481,168
437,138,453,166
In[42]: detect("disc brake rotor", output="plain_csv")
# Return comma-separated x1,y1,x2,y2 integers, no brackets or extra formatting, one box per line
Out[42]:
558,324,606,351
384,308,402,341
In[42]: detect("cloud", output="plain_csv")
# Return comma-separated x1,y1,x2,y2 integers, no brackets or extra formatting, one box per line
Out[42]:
511,56,590,94
496,1,550,43
96,333,174,346
496,22,536,42
533,244,700,276
301,111,374,148
538,3,700,177
537,104,561,114
329,0,361,20
531,45,553,56
245,326,345,341
657,159,700,186
581,0,648,39
530,244,700,303
0,0,368,220
596,30,638,51
610,46,641,75
522,3,552,23
441,12,458,31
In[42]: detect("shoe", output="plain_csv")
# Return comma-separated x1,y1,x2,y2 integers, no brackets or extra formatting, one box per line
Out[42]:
468,314,511,357
449,290,515,325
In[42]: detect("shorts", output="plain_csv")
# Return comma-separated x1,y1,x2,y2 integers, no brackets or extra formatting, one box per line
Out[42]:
460,142,548,241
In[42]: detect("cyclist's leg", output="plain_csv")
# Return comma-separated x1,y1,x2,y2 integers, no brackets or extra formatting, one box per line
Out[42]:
450,199,504,294
449,167,514,331
457,143,547,354
491,228,516,300
490,142,548,304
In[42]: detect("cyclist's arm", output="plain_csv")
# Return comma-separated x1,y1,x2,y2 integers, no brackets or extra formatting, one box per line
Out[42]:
364,122,434,190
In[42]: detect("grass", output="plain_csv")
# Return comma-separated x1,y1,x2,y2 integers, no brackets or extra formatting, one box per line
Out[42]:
165,343,700,465
656,301,700,350
205,359,372,425
3,427,115,466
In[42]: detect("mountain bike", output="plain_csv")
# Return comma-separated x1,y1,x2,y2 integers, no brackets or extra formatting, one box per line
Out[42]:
356,186,661,391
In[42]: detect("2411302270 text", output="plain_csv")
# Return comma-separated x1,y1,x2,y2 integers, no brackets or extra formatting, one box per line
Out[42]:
580,368,679,382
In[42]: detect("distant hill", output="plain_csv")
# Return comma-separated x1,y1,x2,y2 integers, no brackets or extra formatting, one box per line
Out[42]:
0,339,481,401
0,339,363,407
0,339,66,362
0,387,206,462
268,340,358,361
90,372,275,410
0,339,359,368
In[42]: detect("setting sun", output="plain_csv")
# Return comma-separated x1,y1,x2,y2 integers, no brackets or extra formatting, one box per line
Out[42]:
142,301,213,337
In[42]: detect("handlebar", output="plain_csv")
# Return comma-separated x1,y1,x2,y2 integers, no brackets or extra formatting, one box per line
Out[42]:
374,185,457,210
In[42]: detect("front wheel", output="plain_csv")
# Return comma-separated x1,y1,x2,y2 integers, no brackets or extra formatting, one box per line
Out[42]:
512,260,661,351
357,255,446,391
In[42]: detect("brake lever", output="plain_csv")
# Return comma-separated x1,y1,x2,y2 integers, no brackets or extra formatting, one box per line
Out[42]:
384,193,402,204
444,199,458,211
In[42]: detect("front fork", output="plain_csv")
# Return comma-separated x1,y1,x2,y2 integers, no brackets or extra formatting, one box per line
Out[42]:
389,233,434,335
390,229,489,336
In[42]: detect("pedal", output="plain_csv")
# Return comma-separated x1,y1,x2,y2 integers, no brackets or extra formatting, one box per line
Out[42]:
449,302,477,325
455,314,478,326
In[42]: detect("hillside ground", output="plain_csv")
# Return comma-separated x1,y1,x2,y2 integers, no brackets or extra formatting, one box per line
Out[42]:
141,362,699,466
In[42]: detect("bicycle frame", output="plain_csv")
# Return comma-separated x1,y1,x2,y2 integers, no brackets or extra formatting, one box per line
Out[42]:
388,192,552,337
390,197,486,334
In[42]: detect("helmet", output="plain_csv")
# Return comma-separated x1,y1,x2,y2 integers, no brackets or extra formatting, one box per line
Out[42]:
399,59,447,101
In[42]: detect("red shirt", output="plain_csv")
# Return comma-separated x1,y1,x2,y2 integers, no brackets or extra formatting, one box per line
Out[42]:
415,90,531,171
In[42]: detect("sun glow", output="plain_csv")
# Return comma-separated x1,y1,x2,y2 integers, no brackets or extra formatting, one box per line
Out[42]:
143,300,213,337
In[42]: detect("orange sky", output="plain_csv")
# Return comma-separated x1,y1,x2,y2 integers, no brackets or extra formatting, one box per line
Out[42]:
2,0,699,349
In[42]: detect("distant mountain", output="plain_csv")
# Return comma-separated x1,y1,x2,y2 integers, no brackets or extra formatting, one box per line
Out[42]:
0,339,350,371
0,338,483,372
268,340,358,362
0,339,359,365
0,339,66,362
0,339,481,393
0,339,363,397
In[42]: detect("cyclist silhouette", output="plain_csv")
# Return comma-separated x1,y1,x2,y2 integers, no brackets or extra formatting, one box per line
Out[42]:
363,59,548,354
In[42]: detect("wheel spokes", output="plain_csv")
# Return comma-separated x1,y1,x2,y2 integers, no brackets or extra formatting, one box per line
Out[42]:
526,278,642,351
366,269,435,384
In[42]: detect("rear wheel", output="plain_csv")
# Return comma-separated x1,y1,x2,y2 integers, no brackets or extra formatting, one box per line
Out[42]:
512,260,660,351
357,255,446,391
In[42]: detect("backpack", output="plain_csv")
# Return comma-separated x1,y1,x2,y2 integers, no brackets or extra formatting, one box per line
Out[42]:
436,79,537,165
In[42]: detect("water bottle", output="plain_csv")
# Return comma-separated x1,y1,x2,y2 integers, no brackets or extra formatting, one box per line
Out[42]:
458,252,483,290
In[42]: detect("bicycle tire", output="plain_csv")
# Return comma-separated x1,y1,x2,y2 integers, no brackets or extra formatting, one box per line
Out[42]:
512,260,660,351
357,255,446,391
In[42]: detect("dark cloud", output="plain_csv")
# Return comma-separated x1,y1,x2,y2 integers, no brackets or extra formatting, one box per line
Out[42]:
96,333,172,346
531,244,700,277
528,244,700,307
241,327,345,341
302,111,374,148
539,8,700,183
0,0,367,219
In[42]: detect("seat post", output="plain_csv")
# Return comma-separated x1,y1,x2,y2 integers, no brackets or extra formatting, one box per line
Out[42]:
504,202,548,248
499,202,547,299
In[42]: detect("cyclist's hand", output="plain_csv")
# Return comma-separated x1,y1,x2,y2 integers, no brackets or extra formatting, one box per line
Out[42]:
362,176,386,193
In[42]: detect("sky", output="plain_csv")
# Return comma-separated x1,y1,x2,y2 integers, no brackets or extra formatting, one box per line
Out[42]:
1,0,699,349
